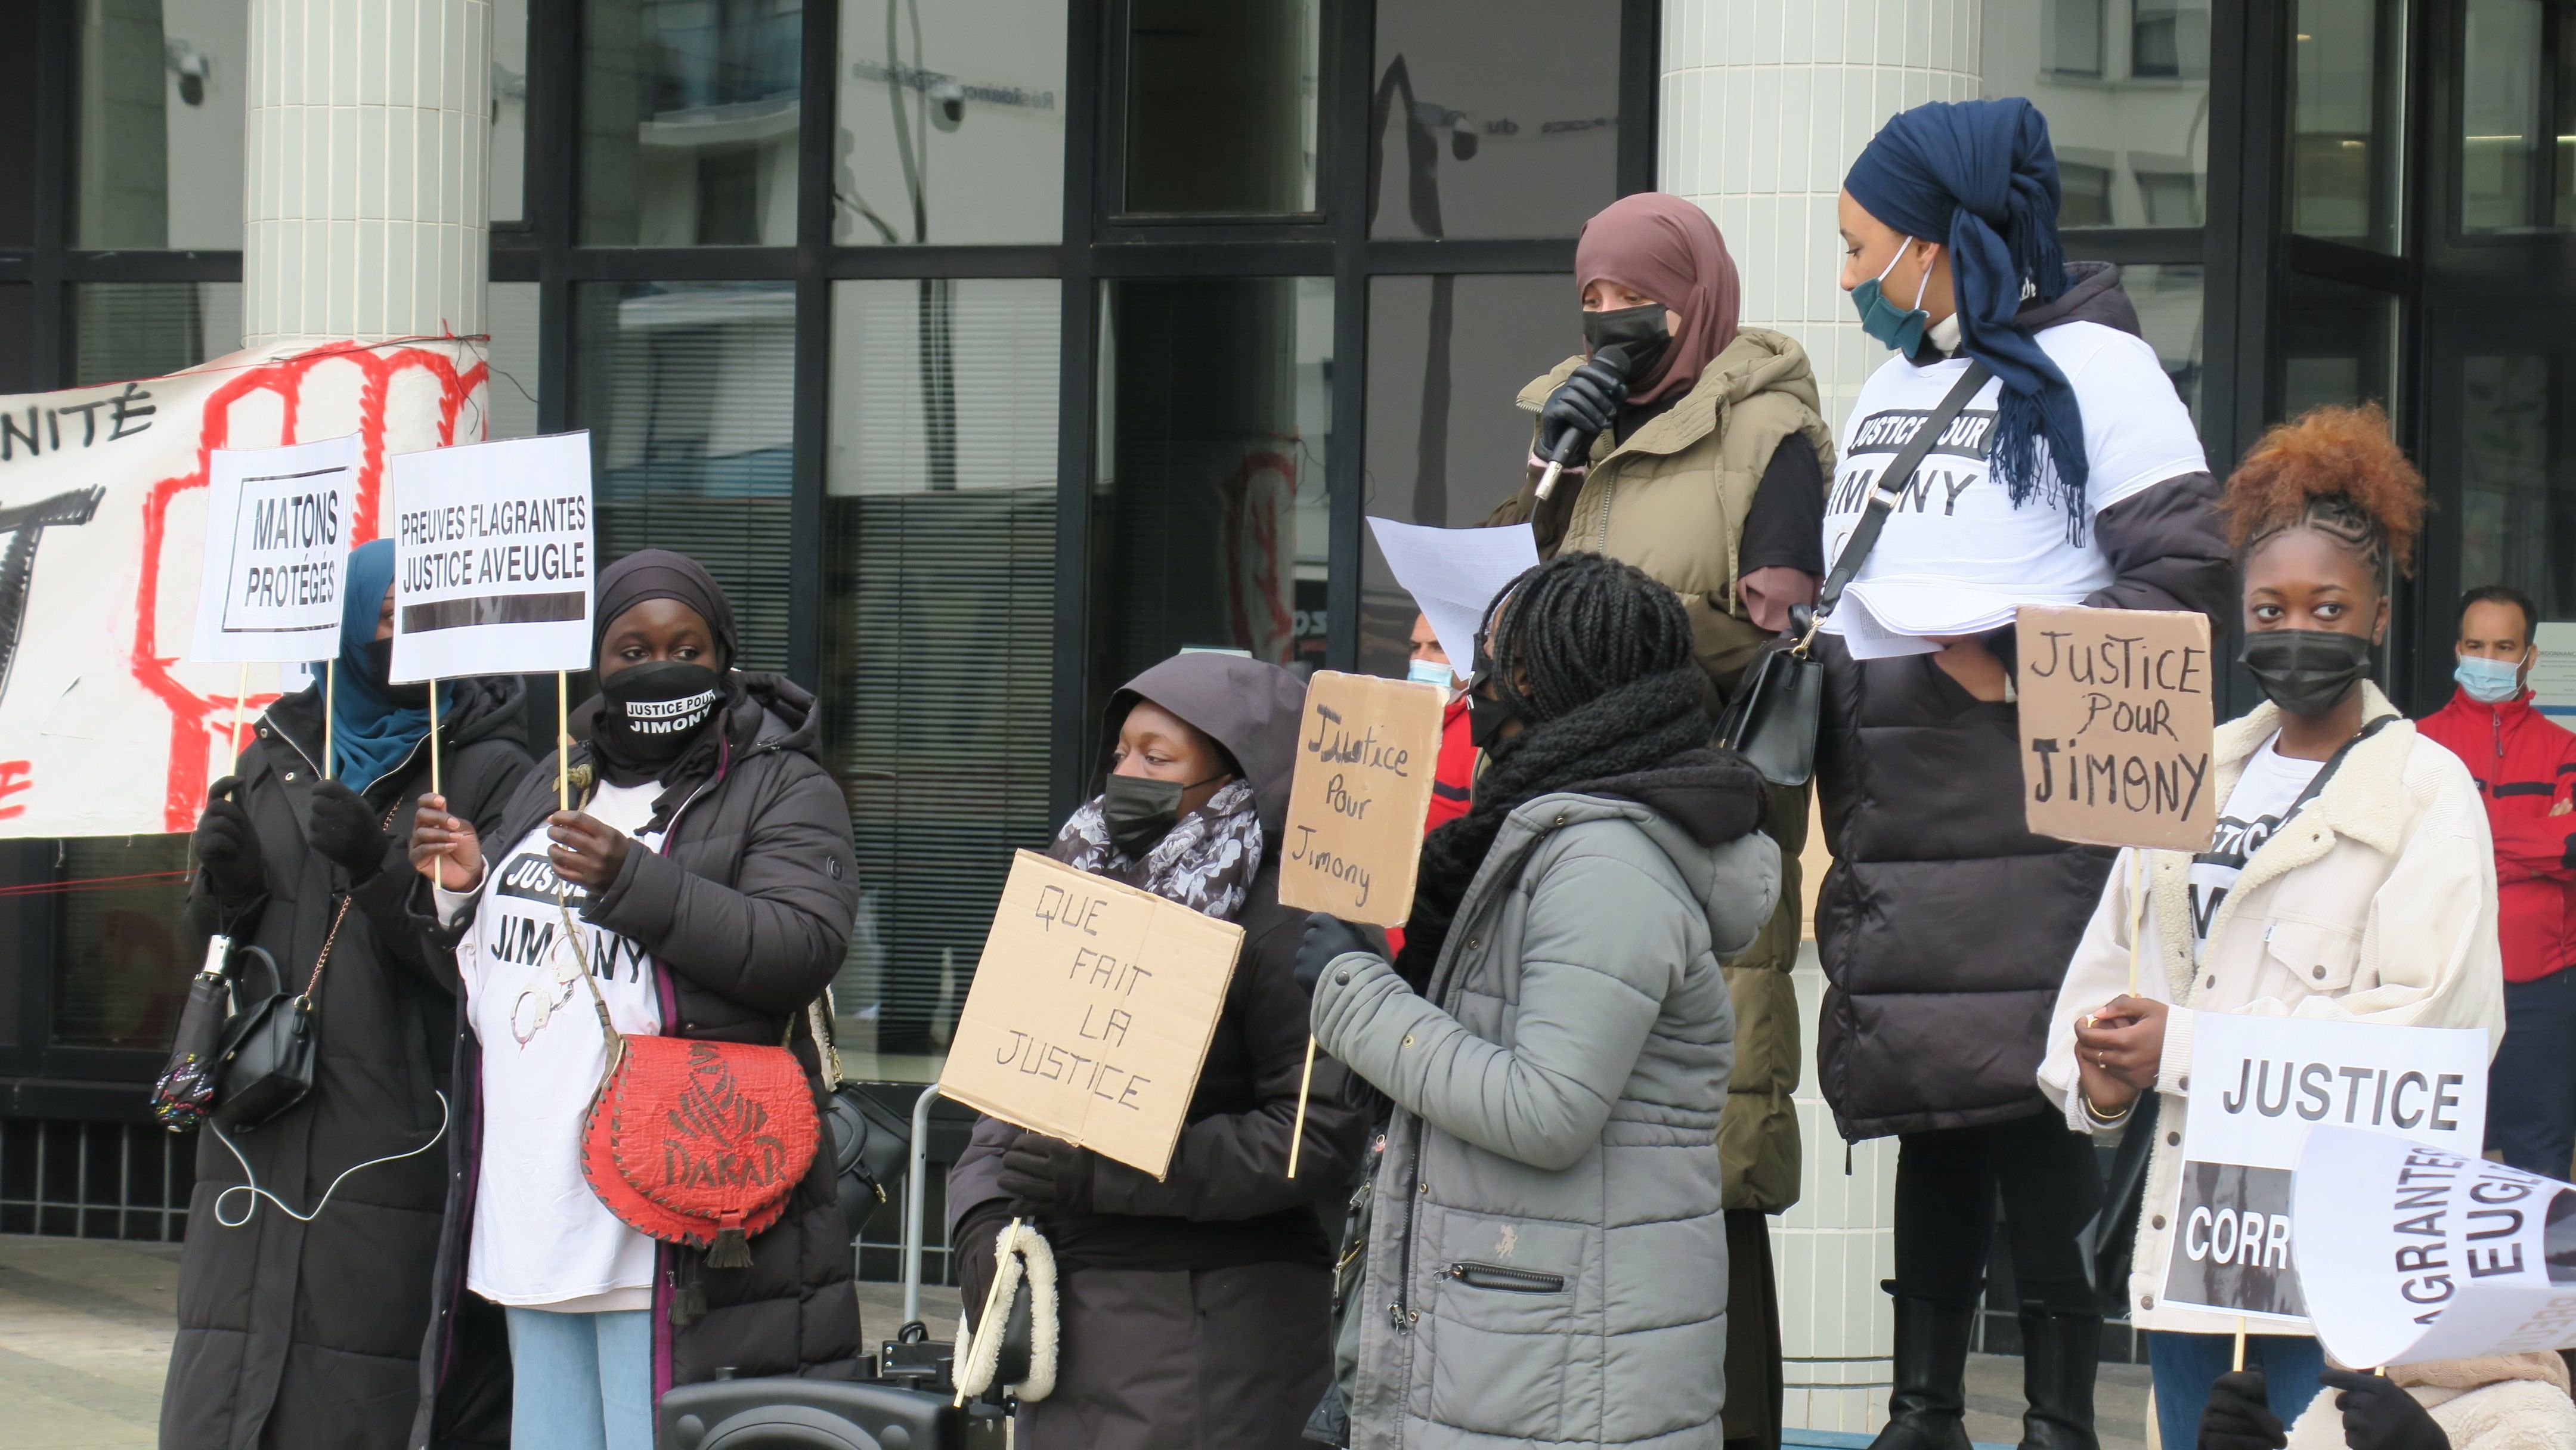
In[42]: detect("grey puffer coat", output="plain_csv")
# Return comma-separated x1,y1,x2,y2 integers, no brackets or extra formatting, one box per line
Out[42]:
1308,757,1778,1450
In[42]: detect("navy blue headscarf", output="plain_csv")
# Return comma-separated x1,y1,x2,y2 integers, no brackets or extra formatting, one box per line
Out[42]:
329,538,439,792
1845,98,2087,537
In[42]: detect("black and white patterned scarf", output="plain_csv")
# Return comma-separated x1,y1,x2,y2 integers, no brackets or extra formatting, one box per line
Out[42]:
1047,779,1264,920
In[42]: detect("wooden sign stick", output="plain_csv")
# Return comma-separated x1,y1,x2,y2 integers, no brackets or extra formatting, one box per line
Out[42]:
2231,1316,2247,1371
556,670,571,811
1287,1035,1319,1179
323,660,336,780
2127,853,2147,1000
427,680,442,798
229,665,249,758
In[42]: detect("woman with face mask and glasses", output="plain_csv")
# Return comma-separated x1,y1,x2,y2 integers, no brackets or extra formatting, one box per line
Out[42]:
2038,406,2504,1448
944,652,1370,1450
402,550,862,1450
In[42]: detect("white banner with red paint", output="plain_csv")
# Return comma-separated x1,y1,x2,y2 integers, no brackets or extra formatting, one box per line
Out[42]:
0,338,491,838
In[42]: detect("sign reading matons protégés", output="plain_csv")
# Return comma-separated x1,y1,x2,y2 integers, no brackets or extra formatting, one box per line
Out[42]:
1276,670,1447,927
941,850,1246,1179
388,432,595,681
2015,604,2216,851
185,435,360,665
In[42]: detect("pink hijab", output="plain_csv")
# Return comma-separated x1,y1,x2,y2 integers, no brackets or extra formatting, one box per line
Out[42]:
1573,193,1742,407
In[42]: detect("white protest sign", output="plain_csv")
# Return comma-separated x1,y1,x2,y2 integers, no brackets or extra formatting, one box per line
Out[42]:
185,435,360,664
2295,1126,2576,1366
388,432,595,681
2159,1012,2490,1327
1368,517,1539,672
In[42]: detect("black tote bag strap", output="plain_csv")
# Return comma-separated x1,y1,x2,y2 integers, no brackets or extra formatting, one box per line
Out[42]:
1815,360,1993,622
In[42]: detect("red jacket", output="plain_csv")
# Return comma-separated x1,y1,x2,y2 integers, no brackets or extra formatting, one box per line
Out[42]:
1388,696,1475,958
2418,687,2576,983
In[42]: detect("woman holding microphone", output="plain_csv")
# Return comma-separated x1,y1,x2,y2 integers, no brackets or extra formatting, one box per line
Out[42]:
2042,407,2504,1446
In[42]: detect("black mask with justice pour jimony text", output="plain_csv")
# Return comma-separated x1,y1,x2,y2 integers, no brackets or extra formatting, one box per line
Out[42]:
597,661,723,763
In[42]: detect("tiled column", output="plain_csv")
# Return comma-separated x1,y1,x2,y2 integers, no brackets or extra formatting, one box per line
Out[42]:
243,0,490,349
1659,1,1984,1433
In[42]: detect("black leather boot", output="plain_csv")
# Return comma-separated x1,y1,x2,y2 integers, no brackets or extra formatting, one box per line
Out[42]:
1868,1296,1976,1450
2016,1305,2103,1450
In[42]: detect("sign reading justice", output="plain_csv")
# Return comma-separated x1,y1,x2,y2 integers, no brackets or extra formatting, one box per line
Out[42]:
2015,604,2217,851
1275,670,1447,927
941,850,1246,1179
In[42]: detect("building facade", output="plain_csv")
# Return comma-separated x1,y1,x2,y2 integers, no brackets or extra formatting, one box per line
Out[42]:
0,0,2561,1392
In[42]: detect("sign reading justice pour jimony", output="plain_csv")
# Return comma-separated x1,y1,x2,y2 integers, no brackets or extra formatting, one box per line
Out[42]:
1275,670,1447,927
2015,604,2217,852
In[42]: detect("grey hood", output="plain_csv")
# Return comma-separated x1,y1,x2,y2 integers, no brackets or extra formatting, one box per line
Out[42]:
1104,654,1308,836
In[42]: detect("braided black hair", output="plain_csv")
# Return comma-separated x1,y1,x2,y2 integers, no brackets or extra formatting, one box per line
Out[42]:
1391,552,1714,993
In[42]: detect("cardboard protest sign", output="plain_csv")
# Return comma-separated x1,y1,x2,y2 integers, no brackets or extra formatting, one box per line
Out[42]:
2015,605,2216,851
940,850,1246,1179
2295,1126,2576,1366
1275,671,1447,926
2159,1013,2490,1326
388,433,596,681
185,435,361,664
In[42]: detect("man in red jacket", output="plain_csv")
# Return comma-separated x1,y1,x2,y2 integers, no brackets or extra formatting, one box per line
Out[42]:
2417,584,2576,1178
1407,612,1475,833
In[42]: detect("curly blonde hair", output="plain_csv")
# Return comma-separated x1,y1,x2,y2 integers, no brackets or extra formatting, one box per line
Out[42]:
2221,402,2425,582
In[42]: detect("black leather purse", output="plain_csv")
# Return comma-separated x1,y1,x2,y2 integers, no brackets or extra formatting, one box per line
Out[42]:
1717,361,1994,786
211,898,352,1132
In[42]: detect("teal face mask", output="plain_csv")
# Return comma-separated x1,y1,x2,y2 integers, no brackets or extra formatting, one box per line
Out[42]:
1851,239,1934,355
1407,658,1457,689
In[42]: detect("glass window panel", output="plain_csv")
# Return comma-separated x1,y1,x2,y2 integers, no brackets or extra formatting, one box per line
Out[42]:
2278,274,2399,416
50,835,194,1048
2290,0,2406,252
1367,0,1621,240
572,281,796,670
2459,0,2576,236
2122,263,2206,425
822,278,1059,1080
0,287,32,394
2458,355,2576,619
1092,277,1332,716
493,0,530,226
0,13,33,246
1120,0,1318,215
1358,273,1570,675
482,281,543,442
1982,0,2208,228
74,0,248,249
581,0,803,246
834,0,1066,245
72,282,243,386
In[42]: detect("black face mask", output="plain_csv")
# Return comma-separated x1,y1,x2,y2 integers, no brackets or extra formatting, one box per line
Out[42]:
1101,771,1226,859
360,637,431,709
1467,687,1519,751
1581,302,1672,384
598,661,724,762
2241,629,2374,719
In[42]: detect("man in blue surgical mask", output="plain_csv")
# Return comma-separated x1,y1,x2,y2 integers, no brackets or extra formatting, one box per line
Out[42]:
2418,584,2576,1177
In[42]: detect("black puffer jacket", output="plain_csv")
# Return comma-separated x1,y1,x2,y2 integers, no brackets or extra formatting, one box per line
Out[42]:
1813,263,2231,1141
407,673,862,1448
162,677,531,1450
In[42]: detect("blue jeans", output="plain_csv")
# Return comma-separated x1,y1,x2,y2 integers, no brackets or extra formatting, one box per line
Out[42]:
504,1306,654,1450
2489,966,2576,1178
2144,1331,2324,1450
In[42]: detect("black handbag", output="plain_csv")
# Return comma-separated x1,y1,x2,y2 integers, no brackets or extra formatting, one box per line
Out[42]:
1716,361,1994,786
212,898,353,1133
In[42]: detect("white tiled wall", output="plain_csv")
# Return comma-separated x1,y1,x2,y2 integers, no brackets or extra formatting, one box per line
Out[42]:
1662,10,1987,1426
243,0,491,348
1661,0,1984,438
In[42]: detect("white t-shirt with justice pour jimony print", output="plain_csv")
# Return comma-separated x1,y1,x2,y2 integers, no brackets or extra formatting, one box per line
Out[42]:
436,779,665,1313
1819,320,2206,659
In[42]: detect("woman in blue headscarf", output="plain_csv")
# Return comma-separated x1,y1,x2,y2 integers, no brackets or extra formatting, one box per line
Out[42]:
162,538,533,1450
1806,99,2231,1450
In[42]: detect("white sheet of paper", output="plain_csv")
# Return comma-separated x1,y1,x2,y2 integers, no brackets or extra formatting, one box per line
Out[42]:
388,432,596,681
1367,518,1540,671
2533,622,2576,724
186,435,361,664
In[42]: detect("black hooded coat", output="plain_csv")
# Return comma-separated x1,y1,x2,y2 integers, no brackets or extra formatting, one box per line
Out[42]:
1812,262,2233,1141
404,671,862,1448
947,653,1373,1450
162,676,532,1450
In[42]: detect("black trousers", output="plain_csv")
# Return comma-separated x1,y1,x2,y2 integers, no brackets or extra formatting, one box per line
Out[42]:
1722,1210,1784,1450
1890,1105,2103,1318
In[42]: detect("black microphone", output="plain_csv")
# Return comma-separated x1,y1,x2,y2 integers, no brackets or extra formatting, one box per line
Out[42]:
1535,342,1633,501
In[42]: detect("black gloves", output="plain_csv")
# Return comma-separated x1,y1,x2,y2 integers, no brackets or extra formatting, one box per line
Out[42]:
308,780,390,881
1295,912,1375,995
994,1132,1093,1214
193,776,266,902
2197,1370,2285,1450
1535,358,1626,464
2321,1369,2447,1450
952,1198,1013,1330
